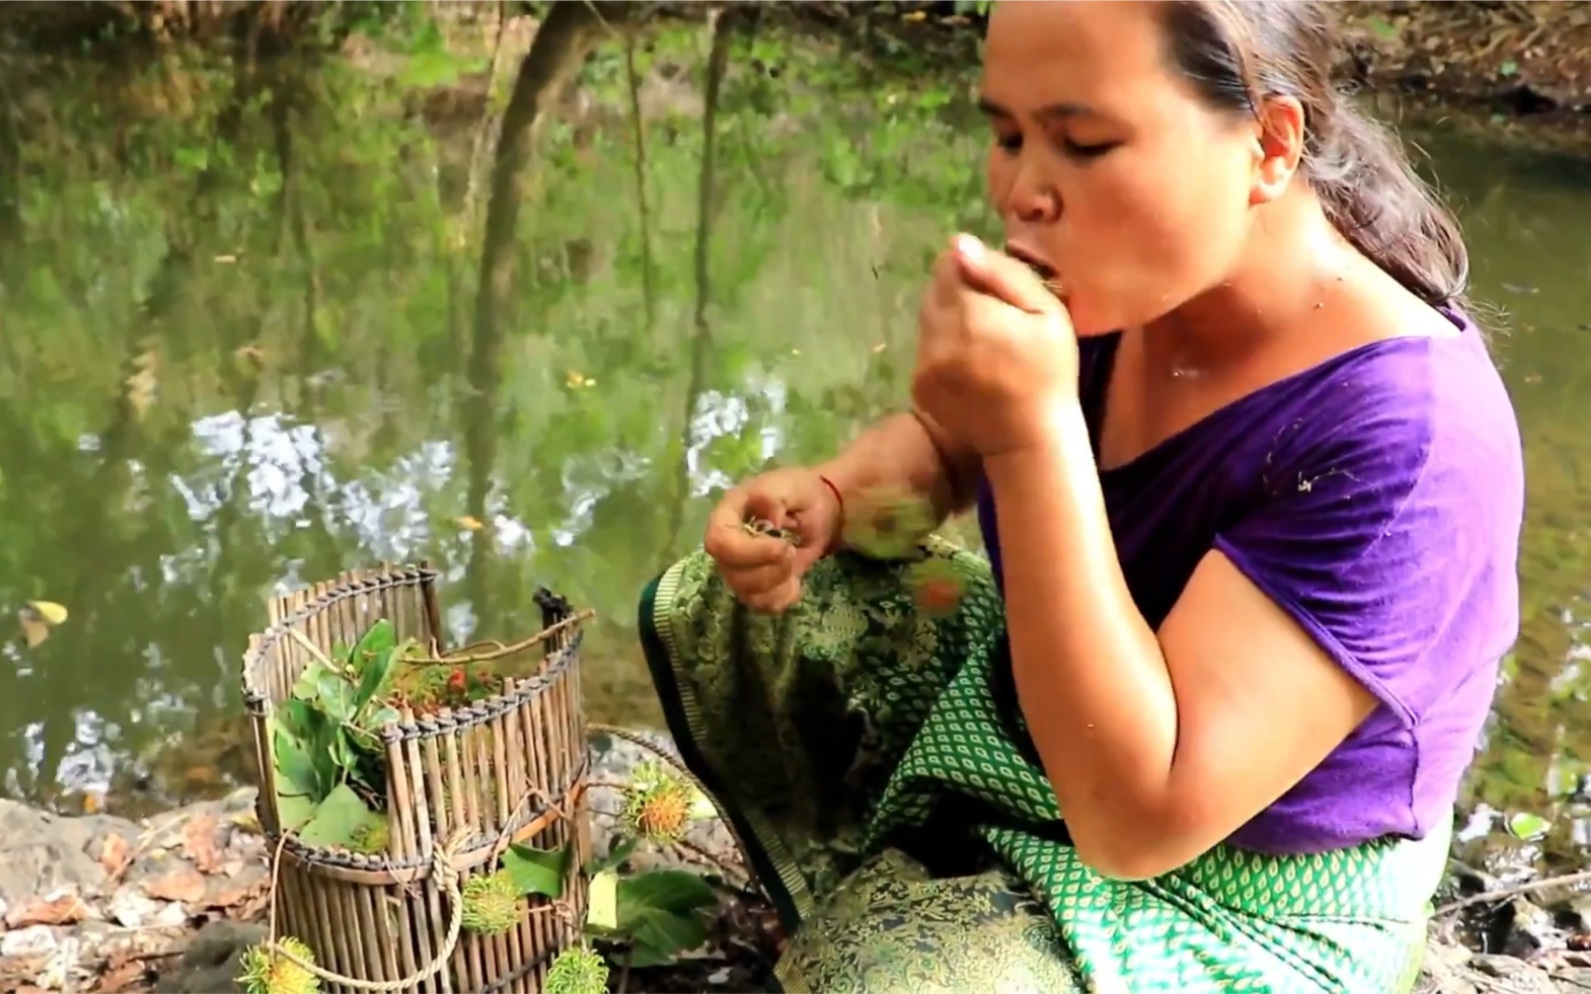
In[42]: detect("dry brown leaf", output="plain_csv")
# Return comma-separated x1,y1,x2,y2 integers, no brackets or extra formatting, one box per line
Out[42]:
98,833,133,877
140,867,206,904
203,881,262,911
181,813,223,874
17,600,67,649
5,891,89,927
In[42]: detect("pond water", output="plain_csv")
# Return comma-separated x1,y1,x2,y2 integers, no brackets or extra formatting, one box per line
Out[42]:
1,16,1588,871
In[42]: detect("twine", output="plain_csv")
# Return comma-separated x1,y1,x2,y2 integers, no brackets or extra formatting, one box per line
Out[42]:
261,825,470,991
260,783,578,991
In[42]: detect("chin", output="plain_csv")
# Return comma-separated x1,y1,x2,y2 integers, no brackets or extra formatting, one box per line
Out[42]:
1061,297,1120,338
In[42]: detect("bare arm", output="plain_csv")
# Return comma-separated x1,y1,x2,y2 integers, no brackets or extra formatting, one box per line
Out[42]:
985,405,1376,881
817,410,983,528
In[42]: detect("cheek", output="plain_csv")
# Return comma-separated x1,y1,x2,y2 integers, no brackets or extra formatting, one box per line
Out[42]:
1057,165,1249,332
985,147,1014,208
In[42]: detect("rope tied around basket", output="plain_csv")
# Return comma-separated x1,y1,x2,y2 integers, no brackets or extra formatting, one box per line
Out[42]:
261,827,470,992
259,782,580,992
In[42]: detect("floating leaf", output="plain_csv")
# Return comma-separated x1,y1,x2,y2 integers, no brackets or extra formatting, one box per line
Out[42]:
502,842,571,900
18,600,69,647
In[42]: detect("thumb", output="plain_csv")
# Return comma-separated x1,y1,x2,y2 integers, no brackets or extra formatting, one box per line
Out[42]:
951,233,1057,316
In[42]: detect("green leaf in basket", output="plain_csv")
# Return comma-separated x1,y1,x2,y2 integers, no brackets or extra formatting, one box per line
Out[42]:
276,791,316,832
298,783,380,849
315,667,354,722
350,619,396,672
586,869,620,931
352,623,399,711
502,841,571,899
272,719,321,801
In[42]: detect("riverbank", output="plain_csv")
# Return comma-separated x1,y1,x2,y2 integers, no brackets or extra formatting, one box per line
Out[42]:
0,730,1585,993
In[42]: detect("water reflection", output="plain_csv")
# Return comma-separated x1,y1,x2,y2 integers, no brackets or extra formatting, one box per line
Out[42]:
0,14,1588,869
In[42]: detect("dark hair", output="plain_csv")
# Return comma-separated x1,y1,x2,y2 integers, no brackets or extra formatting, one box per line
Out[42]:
1159,0,1469,308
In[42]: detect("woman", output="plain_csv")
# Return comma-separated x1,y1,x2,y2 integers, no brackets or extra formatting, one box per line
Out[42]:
637,2,1524,991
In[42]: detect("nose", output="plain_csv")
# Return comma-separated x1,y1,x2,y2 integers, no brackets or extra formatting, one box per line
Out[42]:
1004,153,1060,225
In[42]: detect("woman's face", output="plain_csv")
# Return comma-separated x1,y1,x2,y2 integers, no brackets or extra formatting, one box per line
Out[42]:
980,1,1265,336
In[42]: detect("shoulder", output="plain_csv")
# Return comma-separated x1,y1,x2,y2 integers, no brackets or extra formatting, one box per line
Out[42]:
1257,326,1522,528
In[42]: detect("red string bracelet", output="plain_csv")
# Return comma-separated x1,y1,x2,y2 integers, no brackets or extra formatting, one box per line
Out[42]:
816,473,845,555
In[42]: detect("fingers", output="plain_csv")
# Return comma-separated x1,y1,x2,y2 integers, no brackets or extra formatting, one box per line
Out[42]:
704,488,791,570
950,234,1058,316
702,483,806,614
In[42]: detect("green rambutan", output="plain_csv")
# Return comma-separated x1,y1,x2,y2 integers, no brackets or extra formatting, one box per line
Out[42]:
545,945,610,994
460,870,523,936
237,937,321,994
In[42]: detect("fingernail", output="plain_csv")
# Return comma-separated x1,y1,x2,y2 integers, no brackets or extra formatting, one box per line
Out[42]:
954,233,985,262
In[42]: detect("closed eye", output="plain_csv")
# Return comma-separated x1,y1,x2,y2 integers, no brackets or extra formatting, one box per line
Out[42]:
1064,139,1119,160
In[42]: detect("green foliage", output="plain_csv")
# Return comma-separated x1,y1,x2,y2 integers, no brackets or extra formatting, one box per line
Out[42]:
586,867,720,967
270,619,406,847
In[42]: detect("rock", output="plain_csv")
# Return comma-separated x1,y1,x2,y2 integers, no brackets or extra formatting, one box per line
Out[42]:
3,887,92,928
151,920,265,994
140,866,208,905
0,925,58,958
0,800,136,905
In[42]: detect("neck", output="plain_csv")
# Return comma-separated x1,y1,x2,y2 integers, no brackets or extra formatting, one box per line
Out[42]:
1140,197,1359,377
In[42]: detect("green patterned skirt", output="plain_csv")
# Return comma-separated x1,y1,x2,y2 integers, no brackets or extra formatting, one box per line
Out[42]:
636,538,1448,993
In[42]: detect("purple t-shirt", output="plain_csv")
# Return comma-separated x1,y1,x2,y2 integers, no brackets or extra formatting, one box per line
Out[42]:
976,309,1524,854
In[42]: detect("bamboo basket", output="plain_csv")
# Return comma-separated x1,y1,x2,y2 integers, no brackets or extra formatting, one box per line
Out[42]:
241,564,591,994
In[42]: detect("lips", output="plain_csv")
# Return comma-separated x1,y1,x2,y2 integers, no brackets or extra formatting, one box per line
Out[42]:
1004,242,1057,280
1004,242,1062,296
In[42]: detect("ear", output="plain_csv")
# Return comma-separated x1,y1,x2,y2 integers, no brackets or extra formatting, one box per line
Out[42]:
1249,95,1306,207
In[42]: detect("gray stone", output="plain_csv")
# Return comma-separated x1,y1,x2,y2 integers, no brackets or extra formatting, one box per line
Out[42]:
1,923,59,957
0,800,136,904
151,920,266,994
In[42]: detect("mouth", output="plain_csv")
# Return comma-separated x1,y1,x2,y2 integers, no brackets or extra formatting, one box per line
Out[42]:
1004,242,1061,289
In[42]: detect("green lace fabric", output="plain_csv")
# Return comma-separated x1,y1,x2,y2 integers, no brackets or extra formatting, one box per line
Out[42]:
636,538,1448,993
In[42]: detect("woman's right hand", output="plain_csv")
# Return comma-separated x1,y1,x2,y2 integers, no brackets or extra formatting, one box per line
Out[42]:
702,467,843,614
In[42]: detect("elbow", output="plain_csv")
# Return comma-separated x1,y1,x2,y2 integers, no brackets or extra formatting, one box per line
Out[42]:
1071,837,1177,883
1066,806,1204,883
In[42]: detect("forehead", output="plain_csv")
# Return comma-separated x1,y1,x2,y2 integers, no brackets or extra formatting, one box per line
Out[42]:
980,1,1176,115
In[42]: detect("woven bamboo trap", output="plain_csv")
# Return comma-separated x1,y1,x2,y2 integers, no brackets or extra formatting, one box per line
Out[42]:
240,563,594,994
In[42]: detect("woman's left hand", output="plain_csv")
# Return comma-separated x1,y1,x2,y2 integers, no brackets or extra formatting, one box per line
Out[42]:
912,234,1081,458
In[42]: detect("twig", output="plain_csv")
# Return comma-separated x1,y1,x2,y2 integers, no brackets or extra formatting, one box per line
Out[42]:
402,609,596,667
1435,868,1591,916
671,835,750,888
618,944,634,994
